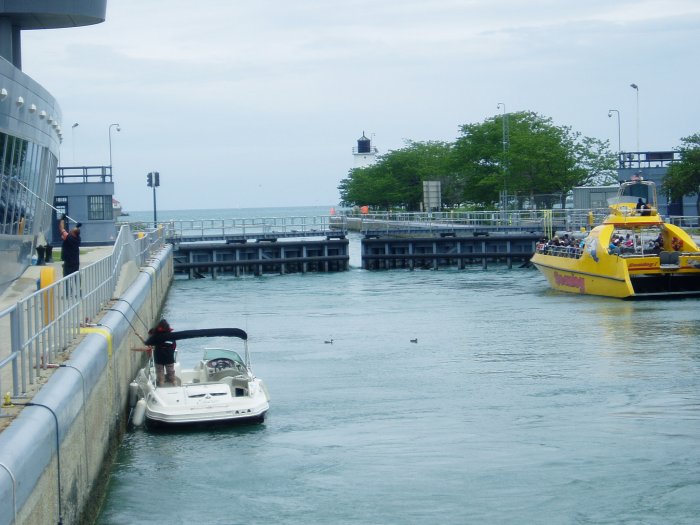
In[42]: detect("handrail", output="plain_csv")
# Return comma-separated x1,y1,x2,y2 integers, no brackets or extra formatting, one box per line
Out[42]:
535,244,584,259
0,224,166,412
343,209,608,234
161,215,347,242
340,209,700,235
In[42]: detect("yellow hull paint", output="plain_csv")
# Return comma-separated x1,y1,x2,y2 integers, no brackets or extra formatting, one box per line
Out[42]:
531,251,633,298
532,222,700,299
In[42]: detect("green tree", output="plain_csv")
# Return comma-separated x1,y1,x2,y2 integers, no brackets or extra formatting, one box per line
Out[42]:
339,113,616,210
452,111,616,207
662,133,700,215
338,164,403,209
339,140,452,210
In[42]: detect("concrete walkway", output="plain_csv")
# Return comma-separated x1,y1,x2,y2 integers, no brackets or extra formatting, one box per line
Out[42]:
0,246,113,431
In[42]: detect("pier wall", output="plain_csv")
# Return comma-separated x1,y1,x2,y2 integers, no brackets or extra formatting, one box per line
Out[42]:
362,234,540,270
0,246,173,525
173,238,350,277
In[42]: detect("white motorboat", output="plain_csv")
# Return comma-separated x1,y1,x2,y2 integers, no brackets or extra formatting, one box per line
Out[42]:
132,328,270,427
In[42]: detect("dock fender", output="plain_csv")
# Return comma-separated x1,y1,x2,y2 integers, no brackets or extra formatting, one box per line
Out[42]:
132,399,146,426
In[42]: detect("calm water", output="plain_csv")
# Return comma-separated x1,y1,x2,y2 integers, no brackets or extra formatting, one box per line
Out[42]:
97,208,700,524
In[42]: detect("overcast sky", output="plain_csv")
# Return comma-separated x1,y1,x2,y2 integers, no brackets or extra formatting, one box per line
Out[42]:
19,0,700,212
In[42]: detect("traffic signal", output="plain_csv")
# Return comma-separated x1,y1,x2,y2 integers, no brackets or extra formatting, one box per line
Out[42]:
154,172,160,187
147,172,153,187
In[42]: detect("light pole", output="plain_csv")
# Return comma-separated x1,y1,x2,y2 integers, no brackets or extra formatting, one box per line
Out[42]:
496,102,508,212
607,109,621,166
108,123,120,170
630,83,639,154
71,123,79,165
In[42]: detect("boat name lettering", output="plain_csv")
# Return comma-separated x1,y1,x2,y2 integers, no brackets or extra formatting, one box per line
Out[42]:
553,272,585,293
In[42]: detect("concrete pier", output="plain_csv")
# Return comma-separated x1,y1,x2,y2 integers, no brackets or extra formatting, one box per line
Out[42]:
0,243,173,525
362,234,539,270
174,237,349,277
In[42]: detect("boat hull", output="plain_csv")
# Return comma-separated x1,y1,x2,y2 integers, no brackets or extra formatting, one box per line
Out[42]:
143,379,270,426
531,253,631,298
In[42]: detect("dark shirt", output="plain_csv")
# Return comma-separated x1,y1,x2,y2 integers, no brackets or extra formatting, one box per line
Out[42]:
61,231,81,275
153,341,177,365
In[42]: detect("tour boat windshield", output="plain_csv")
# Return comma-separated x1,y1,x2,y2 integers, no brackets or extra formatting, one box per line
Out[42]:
607,179,657,208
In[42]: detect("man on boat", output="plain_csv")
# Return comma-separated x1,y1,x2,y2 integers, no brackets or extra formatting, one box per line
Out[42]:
148,319,178,386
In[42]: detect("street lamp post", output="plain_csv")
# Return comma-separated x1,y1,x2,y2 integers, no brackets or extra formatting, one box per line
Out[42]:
108,123,120,171
607,109,621,166
496,102,508,213
630,83,639,154
71,123,79,165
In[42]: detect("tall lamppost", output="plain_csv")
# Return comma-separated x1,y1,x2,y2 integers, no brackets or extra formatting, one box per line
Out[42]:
71,123,79,164
607,109,621,166
496,102,508,213
108,123,120,170
630,83,639,154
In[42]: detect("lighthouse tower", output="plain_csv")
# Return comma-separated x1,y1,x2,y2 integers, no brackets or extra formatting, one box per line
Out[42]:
352,131,378,168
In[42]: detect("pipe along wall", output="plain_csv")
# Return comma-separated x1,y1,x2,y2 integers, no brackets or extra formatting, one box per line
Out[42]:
0,245,173,525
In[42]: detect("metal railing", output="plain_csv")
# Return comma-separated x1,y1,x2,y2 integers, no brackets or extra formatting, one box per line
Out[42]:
56,165,113,183
0,224,166,410
343,209,609,234
342,209,700,235
162,215,347,242
535,244,584,259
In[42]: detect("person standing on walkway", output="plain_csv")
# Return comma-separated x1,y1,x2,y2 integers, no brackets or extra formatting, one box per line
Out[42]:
59,214,81,277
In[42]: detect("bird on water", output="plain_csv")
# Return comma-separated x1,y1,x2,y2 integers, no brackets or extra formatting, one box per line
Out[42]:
324,339,333,344
410,338,418,343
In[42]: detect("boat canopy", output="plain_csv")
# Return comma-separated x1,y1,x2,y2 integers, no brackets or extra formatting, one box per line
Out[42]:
145,328,248,345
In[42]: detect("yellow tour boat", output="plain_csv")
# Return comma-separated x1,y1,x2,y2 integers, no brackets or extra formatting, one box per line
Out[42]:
531,178,700,299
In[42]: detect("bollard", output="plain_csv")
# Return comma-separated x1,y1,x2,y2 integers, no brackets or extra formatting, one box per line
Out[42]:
40,266,56,324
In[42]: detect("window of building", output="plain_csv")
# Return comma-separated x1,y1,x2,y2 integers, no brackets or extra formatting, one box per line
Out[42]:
53,196,68,219
88,195,112,220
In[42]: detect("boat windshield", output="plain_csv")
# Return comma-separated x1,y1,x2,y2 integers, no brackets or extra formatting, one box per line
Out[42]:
203,348,245,367
608,179,657,207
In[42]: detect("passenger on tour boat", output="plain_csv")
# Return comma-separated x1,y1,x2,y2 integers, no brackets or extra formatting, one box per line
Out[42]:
609,236,622,255
645,233,663,254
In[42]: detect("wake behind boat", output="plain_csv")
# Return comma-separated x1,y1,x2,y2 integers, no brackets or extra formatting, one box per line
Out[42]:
132,328,270,427
531,177,700,299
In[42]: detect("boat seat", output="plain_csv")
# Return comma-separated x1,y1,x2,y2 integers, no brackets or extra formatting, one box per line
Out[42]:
218,375,249,396
659,251,680,269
